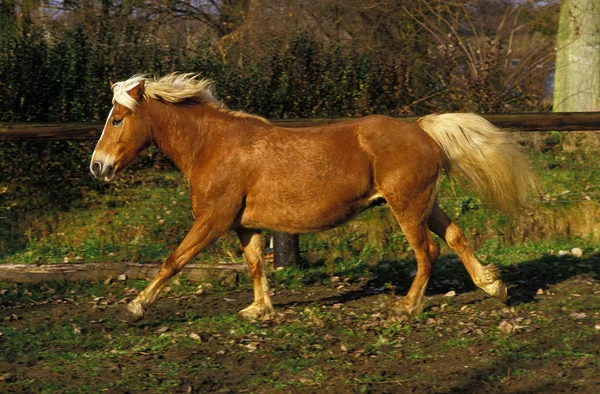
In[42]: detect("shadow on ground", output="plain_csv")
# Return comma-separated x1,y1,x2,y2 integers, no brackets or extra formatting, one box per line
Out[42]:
281,251,600,311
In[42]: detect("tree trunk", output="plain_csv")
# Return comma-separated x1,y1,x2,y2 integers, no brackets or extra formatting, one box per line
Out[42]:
553,0,600,112
273,233,300,268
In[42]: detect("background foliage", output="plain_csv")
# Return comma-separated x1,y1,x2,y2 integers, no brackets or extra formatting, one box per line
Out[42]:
0,0,566,260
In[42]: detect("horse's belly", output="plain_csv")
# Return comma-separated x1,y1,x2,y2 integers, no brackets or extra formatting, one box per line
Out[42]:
239,193,381,233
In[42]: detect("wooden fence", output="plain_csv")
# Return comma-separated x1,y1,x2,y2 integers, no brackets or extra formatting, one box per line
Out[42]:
2,112,600,270
2,112,600,140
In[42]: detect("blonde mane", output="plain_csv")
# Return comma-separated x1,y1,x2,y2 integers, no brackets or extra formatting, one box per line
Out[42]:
111,73,267,122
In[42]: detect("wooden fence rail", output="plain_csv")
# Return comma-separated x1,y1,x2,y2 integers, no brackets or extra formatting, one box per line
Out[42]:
1,112,600,141
2,111,600,271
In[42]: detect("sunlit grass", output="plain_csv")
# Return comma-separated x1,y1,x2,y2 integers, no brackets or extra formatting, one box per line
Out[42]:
1,145,600,266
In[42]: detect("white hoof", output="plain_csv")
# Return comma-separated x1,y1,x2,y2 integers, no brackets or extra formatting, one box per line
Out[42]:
392,299,422,317
479,279,508,303
238,303,274,321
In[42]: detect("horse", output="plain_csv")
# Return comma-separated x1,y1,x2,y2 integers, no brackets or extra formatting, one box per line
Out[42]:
90,73,535,323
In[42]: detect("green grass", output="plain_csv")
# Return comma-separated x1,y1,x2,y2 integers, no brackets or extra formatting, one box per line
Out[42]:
1,139,600,272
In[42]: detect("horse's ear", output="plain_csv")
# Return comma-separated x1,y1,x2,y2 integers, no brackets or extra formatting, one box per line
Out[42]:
127,80,145,102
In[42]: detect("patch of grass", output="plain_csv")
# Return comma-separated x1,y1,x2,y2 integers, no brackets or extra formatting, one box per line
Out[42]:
446,337,472,348
488,335,537,361
3,146,600,272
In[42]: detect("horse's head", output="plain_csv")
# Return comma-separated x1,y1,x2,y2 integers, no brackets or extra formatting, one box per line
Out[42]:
90,79,153,182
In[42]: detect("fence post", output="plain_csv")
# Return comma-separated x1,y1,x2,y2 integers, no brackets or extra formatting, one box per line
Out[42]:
273,232,299,268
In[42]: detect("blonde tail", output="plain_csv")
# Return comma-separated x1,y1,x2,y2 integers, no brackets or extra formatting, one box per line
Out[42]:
417,113,536,213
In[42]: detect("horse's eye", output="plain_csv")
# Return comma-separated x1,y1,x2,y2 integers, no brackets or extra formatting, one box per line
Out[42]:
112,119,123,127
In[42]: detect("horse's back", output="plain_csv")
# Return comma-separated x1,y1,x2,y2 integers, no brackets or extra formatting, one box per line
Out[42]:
236,115,442,233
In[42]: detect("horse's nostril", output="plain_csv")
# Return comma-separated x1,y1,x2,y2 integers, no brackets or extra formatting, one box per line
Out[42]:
91,161,102,176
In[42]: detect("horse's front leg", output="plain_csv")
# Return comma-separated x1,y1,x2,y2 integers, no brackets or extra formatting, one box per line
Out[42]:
236,229,274,320
118,218,225,323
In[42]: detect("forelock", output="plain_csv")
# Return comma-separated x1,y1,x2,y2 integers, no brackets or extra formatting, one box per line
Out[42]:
111,75,147,110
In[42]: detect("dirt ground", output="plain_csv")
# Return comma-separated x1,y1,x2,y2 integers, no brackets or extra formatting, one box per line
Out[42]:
1,258,600,393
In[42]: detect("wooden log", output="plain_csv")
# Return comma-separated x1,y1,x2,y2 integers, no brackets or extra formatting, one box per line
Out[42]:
276,112,600,131
2,112,600,140
0,123,104,140
0,262,247,283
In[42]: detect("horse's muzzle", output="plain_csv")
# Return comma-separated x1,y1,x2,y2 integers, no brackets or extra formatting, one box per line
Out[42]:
90,160,115,182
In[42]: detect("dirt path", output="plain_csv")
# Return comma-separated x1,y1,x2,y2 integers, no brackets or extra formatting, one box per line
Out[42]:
1,269,599,393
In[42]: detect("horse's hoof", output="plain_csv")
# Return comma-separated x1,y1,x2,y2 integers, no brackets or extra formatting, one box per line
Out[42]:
117,303,145,323
392,300,421,317
117,308,143,323
480,280,508,303
238,304,274,321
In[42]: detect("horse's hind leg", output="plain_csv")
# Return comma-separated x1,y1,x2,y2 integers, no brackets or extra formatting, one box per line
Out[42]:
392,218,440,315
428,203,508,302
386,195,440,316
236,229,274,320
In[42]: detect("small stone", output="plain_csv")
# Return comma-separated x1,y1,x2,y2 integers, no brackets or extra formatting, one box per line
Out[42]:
571,248,583,257
557,250,569,257
445,290,457,297
63,256,70,263
117,274,127,281
189,333,201,341
536,288,544,295
340,343,348,353
594,324,600,331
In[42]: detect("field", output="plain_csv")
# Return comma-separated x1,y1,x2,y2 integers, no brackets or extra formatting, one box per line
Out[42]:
1,262,599,393
1,135,600,392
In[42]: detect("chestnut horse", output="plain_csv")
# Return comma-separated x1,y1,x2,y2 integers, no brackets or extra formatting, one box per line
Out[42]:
90,74,534,323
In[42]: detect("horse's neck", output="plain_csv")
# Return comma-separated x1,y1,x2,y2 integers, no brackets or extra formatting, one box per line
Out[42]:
149,102,241,178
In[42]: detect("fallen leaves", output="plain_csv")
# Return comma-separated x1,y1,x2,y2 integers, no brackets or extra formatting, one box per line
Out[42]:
569,312,587,320
242,342,259,352
154,326,170,335
0,372,15,382
498,320,515,334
